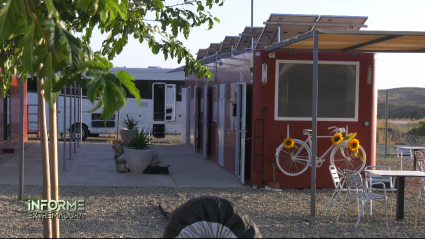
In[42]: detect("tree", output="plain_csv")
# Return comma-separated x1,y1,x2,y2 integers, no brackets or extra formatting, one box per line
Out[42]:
0,0,223,237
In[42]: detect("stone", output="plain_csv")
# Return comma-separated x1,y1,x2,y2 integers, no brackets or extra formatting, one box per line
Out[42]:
114,152,123,160
117,164,128,173
115,145,123,154
149,154,161,166
116,155,126,165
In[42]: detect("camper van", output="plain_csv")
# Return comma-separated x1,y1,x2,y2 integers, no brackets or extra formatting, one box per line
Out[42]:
27,67,186,140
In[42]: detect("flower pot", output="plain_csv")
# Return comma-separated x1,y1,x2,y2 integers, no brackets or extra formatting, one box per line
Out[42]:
124,147,154,174
120,129,135,145
268,182,280,189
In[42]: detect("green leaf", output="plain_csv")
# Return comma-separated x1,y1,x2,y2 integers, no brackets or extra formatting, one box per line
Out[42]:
343,132,357,141
19,21,38,75
0,0,26,44
116,71,140,106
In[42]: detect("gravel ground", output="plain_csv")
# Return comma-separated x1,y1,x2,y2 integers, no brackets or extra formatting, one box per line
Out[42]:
1,144,425,238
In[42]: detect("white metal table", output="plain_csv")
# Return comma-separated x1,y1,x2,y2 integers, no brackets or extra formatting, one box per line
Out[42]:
396,146,425,171
363,169,425,220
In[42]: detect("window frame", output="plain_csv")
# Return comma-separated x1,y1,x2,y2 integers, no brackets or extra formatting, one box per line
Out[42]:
274,60,359,122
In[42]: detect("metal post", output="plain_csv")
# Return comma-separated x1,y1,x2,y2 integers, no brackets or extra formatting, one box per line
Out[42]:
80,86,82,143
251,0,253,27
311,30,319,217
385,90,388,158
69,84,72,160
18,77,25,200
63,86,67,170
77,86,80,147
73,82,76,153
116,110,120,141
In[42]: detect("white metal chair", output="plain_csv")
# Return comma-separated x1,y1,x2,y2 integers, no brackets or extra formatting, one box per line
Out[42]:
323,165,347,217
415,151,424,171
396,146,414,170
415,165,425,229
336,169,388,228
364,166,397,216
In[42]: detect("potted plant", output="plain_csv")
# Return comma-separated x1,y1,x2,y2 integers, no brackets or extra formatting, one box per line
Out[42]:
124,128,154,174
268,158,280,189
120,115,139,144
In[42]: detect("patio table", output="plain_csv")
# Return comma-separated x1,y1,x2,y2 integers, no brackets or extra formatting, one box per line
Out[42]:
396,146,425,171
363,169,425,220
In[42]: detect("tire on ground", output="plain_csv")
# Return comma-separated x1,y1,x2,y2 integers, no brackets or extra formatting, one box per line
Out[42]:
163,196,261,238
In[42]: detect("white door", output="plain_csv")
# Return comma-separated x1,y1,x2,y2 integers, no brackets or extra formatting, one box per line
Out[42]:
218,84,226,167
181,88,190,144
203,85,209,159
235,83,247,184
164,84,176,121
193,86,199,150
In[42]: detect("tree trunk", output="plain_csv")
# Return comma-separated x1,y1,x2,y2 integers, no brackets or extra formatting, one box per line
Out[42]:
49,103,59,238
37,79,52,238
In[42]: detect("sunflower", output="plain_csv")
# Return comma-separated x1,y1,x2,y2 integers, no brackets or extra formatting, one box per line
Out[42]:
349,139,360,151
283,138,295,149
331,133,343,145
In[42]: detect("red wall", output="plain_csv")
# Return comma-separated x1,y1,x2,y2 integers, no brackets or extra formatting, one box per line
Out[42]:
0,74,28,157
250,51,376,188
186,50,376,189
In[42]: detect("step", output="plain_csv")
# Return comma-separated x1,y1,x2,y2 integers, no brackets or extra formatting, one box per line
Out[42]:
4,146,18,154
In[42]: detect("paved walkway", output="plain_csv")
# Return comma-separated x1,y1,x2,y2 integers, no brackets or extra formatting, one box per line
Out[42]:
0,141,245,187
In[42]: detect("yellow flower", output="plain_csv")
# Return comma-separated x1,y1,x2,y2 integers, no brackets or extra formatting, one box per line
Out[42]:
331,133,343,145
283,138,295,149
349,139,360,151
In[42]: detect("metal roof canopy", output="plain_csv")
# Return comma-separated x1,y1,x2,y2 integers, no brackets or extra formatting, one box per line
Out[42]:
256,14,367,50
264,29,425,217
265,29,425,53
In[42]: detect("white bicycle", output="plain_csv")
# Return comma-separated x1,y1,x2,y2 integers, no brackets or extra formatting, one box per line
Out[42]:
275,126,366,176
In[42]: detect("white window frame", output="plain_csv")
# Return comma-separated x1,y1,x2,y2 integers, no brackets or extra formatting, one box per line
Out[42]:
274,60,359,122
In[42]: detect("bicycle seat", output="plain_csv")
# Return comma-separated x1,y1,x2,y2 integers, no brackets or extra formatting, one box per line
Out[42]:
303,129,312,135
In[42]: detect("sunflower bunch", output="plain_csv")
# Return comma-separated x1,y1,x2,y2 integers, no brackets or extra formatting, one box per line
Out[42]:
343,133,365,162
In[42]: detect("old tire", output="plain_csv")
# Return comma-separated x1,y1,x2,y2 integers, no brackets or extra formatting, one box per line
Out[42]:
163,196,261,238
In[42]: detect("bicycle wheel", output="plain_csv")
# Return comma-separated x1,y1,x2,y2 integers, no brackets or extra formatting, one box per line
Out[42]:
275,139,311,176
330,145,366,176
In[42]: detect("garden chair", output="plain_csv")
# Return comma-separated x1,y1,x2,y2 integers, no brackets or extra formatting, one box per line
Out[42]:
396,146,414,170
336,169,388,228
364,166,397,216
415,166,425,229
323,165,347,217
415,151,424,171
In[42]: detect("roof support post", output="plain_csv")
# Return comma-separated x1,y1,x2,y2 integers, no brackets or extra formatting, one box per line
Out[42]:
278,25,281,42
311,30,319,217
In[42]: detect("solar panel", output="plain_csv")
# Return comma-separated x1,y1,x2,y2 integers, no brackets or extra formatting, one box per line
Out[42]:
206,43,222,56
256,13,368,50
235,27,264,51
220,36,241,53
196,49,208,60
315,15,368,31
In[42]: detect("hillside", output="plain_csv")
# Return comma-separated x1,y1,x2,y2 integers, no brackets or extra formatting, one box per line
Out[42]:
377,87,425,119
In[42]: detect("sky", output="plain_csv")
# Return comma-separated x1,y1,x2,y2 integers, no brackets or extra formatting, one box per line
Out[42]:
89,0,425,90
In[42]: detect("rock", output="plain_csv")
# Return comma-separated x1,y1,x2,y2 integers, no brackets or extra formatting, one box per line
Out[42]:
117,164,128,173
116,155,126,165
115,152,123,160
149,154,161,166
115,145,123,154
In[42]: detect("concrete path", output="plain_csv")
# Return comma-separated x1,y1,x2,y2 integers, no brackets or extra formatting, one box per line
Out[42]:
0,141,245,187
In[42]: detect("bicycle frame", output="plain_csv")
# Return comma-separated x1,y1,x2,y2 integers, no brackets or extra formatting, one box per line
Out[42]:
301,127,346,168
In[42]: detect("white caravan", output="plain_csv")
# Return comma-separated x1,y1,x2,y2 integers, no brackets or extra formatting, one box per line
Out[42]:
27,67,186,140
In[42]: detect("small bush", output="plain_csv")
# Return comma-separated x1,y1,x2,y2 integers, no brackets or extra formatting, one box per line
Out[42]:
408,121,425,136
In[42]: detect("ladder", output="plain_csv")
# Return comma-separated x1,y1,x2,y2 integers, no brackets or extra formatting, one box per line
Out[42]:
253,107,267,185
27,104,39,140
